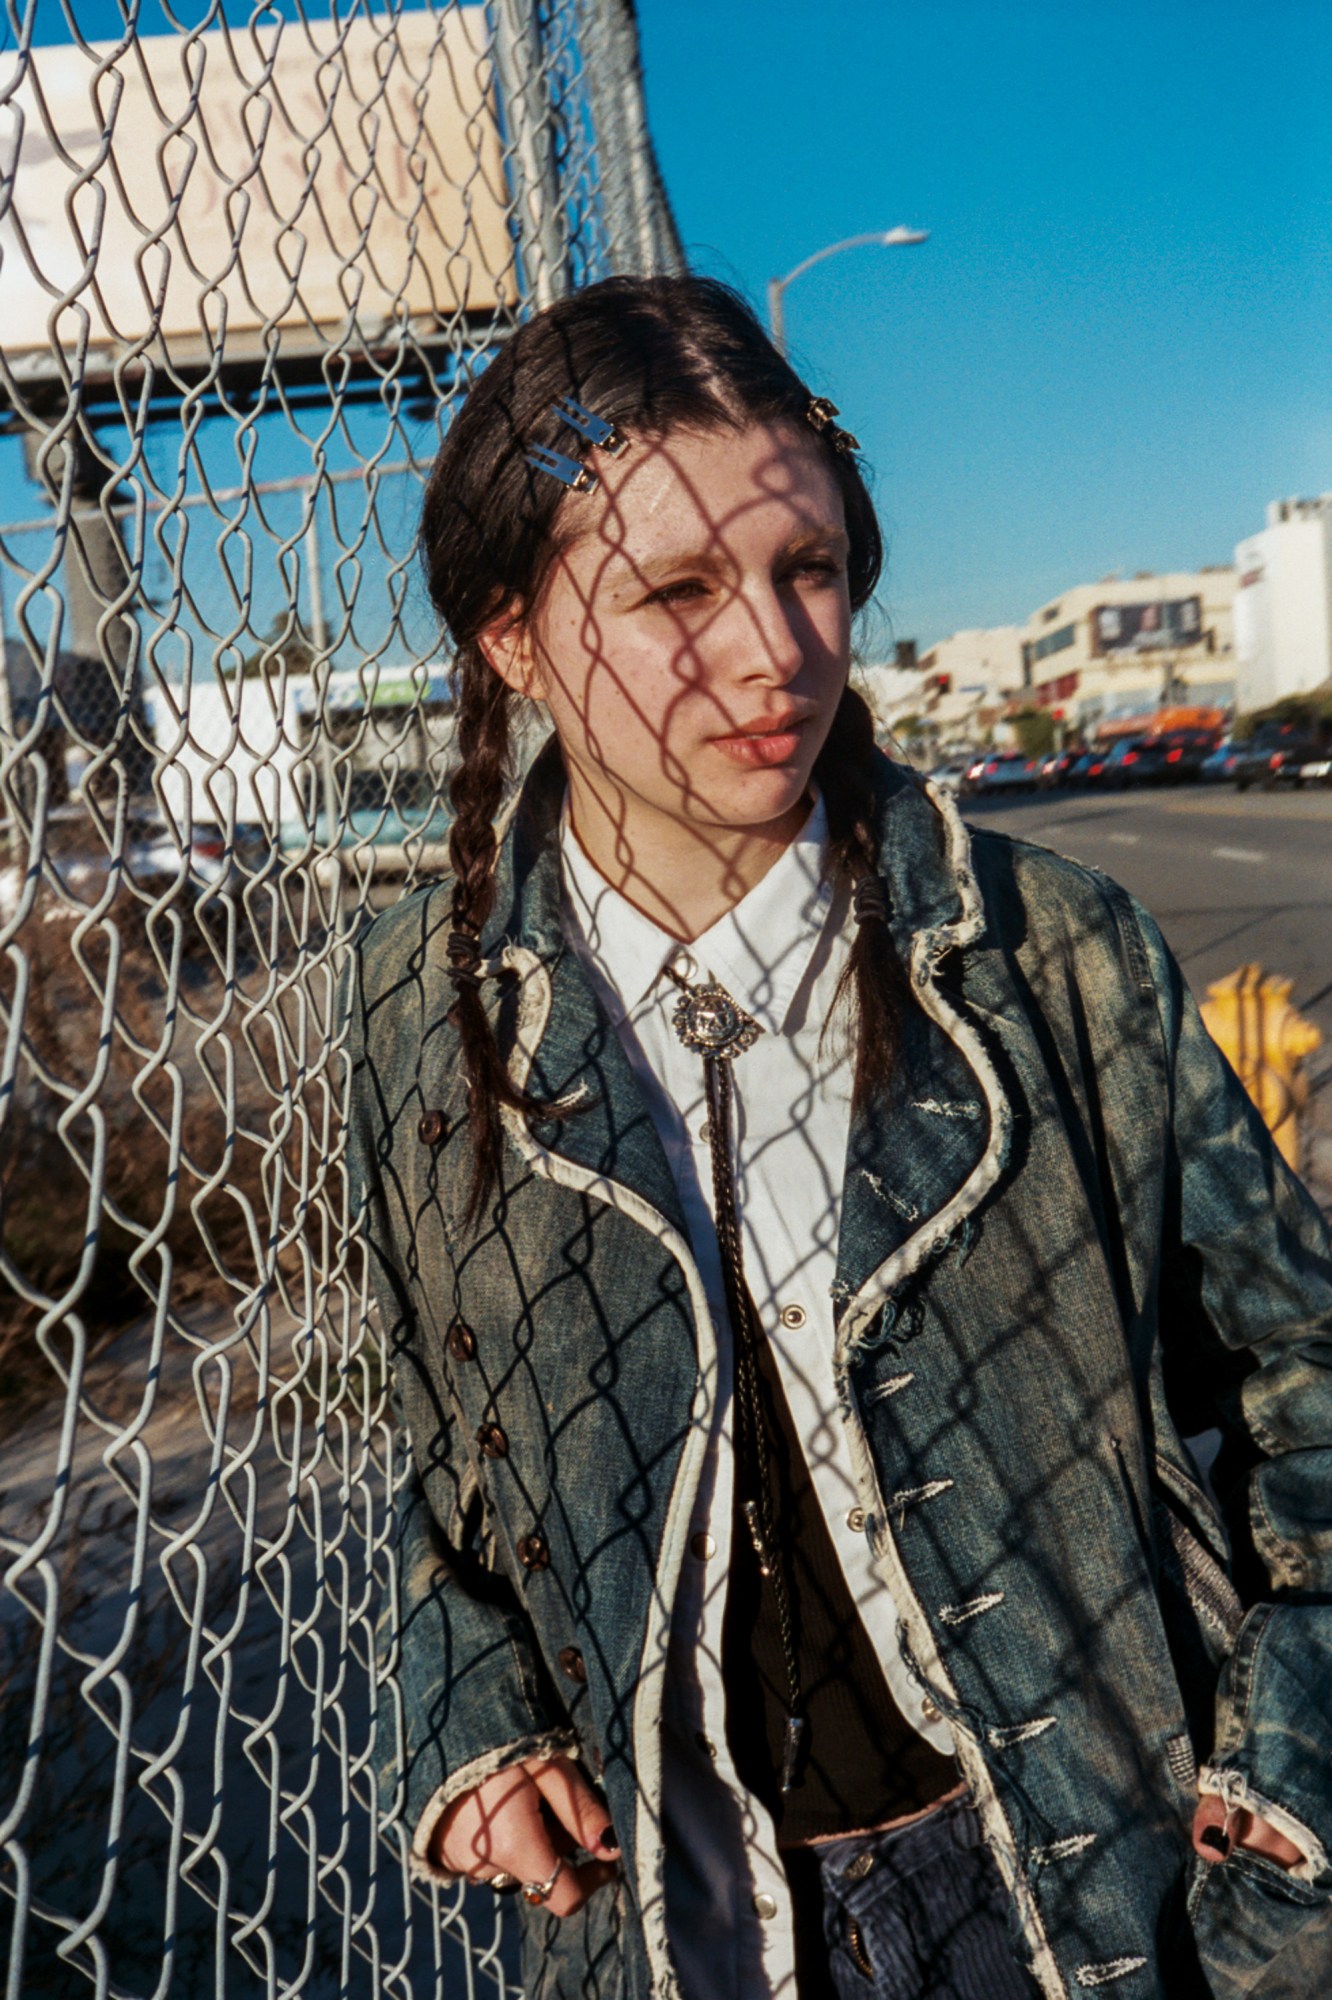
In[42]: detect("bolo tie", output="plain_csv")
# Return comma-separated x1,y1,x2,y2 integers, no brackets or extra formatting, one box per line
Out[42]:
665,960,808,1794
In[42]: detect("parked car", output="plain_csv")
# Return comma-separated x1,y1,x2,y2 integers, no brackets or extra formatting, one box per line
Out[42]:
1200,739,1243,783
1233,726,1321,790
1087,736,1152,788
1036,750,1083,788
1066,748,1110,786
1145,726,1223,781
961,752,1038,797
927,758,974,795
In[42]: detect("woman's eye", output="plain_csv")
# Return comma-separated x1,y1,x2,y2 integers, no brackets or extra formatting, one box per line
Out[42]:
790,558,842,583
645,579,708,606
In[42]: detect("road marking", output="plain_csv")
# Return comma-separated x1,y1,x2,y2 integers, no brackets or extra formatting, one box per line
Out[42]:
1106,831,1140,844
1212,845,1266,864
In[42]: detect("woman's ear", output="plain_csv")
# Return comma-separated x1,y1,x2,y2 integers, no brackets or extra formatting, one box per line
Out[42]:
477,601,547,701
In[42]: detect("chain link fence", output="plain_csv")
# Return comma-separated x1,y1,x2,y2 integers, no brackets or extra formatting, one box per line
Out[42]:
0,3,681,1992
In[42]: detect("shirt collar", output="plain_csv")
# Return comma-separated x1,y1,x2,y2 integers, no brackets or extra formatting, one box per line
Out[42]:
560,795,834,1035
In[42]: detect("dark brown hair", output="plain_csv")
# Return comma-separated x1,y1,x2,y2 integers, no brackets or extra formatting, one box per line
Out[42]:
419,273,909,1221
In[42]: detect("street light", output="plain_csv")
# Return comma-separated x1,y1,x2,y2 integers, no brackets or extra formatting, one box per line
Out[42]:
767,226,929,356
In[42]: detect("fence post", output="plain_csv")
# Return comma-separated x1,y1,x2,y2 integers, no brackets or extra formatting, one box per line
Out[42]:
576,0,685,276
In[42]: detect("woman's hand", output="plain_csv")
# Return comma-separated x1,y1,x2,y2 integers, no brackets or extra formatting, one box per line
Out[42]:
430,1753,621,1917
1191,1794,1303,1871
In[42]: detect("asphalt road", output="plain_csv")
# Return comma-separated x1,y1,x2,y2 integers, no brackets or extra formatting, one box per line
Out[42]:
962,782,1332,1208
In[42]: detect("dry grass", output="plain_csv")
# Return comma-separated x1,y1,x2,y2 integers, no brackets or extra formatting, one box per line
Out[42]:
0,871,346,1416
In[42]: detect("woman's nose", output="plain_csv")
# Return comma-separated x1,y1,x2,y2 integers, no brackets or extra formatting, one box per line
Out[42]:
731,582,805,684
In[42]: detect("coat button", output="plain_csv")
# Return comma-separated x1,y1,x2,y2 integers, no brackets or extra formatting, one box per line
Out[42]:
690,1531,716,1560
418,1109,447,1146
695,1732,717,1759
517,1533,550,1571
476,1423,508,1460
447,1320,476,1361
753,1893,779,1921
558,1646,587,1683
846,1507,867,1534
779,1303,807,1330
921,1696,942,1724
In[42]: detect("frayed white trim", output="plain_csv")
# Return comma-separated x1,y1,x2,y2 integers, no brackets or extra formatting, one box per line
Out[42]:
938,1591,1004,1626
498,943,712,2000
1198,1764,1328,1884
888,1478,954,1512
408,1727,579,1884
989,1716,1058,1748
865,1372,915,1404
835,785,1012,1376
1074,1958,1147,1988
837,1409,1068,1997
1031,1832,1097,1866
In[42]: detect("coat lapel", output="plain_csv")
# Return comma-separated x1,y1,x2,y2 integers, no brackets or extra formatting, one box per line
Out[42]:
483,738,687,1237
833,764,1012,1344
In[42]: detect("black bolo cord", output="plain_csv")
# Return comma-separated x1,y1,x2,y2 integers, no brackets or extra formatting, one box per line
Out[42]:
664,959,807,1793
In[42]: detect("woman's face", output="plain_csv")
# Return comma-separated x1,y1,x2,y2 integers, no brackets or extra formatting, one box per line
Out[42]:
493,420,853,845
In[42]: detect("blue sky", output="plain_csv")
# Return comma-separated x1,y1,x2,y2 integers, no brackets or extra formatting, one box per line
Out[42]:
634,0,1332,654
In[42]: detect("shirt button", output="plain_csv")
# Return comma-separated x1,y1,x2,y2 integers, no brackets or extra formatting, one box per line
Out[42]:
690,1531,716,1560
476,1423,509,1460
517,1533,550,1571
753,1893,779,1921
447,1320,476,1361
695,1732,717,1759
418,1108,447,1146
779,1303,807,1330
846,1507,867,1534
558,1646,587,1682
921,1696,943,1724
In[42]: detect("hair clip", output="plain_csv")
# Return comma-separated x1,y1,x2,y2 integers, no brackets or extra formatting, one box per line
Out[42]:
806,396,861,455
524,443,600,494
552,396,628,457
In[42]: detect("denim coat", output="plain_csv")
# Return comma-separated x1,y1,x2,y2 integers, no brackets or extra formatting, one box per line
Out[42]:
345,743,1332,2000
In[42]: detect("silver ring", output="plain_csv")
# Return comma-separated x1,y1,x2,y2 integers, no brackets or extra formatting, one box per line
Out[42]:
488,1870,519,1893
521,1856,567,1906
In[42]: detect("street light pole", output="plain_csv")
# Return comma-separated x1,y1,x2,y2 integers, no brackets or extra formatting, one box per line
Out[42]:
767,224,929,356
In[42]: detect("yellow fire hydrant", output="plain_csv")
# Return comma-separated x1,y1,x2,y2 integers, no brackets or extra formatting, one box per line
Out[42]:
1199,965,1322,1171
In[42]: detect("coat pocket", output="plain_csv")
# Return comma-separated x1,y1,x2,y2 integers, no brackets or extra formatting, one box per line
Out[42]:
1152,1451,1244,1662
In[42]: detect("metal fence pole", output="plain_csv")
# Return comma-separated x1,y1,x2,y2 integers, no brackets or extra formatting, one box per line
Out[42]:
576,0,685,276
491,0,570,304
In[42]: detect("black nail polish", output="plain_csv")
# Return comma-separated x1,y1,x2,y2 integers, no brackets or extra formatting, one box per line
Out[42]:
598,1824,620,1854
1200,1826,1231,1858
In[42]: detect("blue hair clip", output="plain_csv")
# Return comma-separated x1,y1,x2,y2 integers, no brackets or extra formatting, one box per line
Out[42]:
524,443,600,494
552,396,628,457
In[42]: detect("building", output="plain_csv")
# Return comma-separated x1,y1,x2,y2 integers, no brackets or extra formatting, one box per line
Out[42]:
917,626,1026,698
1019,568,1237,732
1233,497,1332,714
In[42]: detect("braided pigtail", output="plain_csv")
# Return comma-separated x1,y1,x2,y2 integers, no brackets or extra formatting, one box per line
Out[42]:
815,685,912,1110
446,644,544,1225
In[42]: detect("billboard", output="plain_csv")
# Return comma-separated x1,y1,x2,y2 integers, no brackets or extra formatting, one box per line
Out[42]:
0,9,514,382
1092,597,1202,655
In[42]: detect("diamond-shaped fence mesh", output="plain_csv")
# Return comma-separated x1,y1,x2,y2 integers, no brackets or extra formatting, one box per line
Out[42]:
0,4,681,1991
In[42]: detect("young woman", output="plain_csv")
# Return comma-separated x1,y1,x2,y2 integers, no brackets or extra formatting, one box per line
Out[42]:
345,275,1332,2000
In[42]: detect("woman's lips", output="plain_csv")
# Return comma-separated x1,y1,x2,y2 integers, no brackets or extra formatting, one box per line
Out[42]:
710,717,810,767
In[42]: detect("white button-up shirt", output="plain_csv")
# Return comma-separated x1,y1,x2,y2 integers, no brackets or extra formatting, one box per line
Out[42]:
560,798,953,2000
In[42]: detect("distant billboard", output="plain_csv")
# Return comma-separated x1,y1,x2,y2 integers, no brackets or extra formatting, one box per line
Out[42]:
1092,597,1202,656
0,9,514,384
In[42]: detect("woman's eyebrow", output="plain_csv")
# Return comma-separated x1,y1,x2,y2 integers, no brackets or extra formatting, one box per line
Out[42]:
599,544,731,587
599,522,849,588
